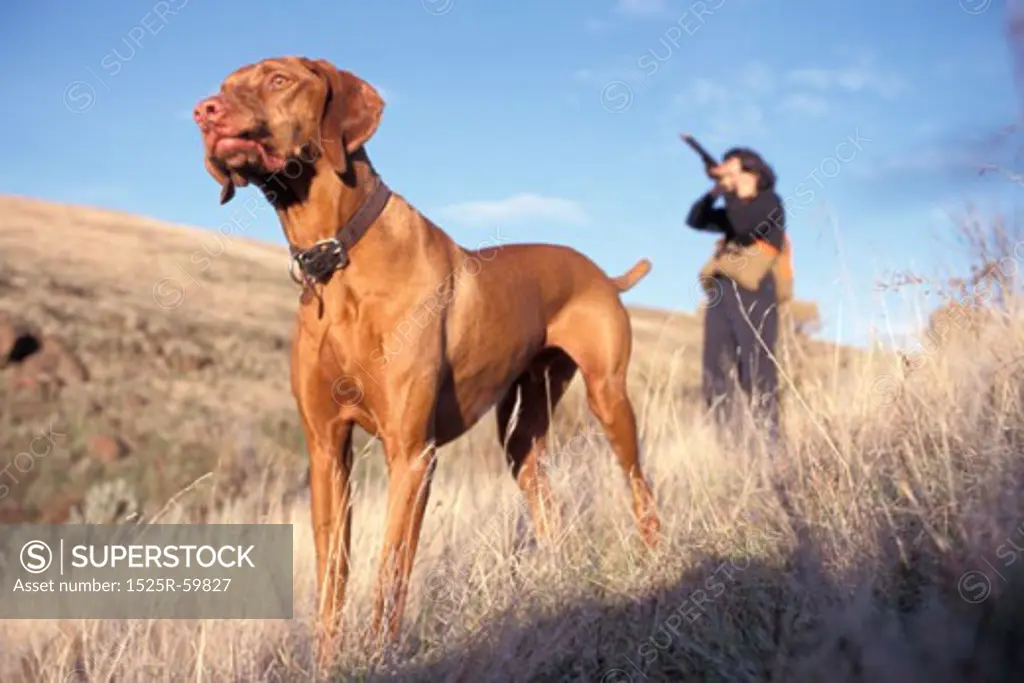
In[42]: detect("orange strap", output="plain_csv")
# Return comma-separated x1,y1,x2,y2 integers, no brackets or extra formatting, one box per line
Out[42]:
774,236,793,284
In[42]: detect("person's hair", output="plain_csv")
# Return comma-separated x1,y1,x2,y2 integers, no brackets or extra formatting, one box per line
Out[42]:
723,147,776,191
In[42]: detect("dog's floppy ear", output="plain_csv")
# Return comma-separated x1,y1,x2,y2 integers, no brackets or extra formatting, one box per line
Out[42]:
204,156,242,205
307,59,385,175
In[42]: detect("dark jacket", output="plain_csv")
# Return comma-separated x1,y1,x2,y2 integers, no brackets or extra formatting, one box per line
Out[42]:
686,190,786,252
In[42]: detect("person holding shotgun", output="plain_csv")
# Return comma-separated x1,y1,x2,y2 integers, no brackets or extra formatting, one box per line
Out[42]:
681,134,792,449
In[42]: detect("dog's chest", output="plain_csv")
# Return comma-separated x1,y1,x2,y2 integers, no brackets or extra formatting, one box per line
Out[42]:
441,321,539,410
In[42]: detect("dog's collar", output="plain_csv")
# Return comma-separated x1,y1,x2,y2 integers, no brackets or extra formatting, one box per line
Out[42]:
288,177,393,286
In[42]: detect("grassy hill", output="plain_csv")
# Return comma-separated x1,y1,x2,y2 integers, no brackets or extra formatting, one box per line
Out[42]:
3,194,1023,682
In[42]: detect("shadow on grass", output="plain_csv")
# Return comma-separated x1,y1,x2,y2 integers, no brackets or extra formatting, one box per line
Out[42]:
380,483,1024,683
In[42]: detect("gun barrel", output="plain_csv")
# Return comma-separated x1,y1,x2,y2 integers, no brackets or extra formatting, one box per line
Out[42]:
680,134,719,169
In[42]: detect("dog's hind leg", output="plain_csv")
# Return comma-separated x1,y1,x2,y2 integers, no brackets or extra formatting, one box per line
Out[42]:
495,347,578,543
551,299,661,548
582,370,660,547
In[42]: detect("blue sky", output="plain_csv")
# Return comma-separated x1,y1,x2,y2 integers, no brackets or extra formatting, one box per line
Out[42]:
1,0,1020,348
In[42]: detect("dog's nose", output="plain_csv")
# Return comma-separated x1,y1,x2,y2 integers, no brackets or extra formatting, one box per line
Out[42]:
193,95,224,126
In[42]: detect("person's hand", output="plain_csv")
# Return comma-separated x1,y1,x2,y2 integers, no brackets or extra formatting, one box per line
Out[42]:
716,170,737,194
711,157,741,192
718,157,742,176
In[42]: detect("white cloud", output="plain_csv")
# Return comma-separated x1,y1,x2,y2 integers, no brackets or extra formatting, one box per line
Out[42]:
614,0,667,16
573,68,597,83
787,64,905,99
882,149,969,171
688,78,731,107
707,102,765,142
673,78,764,140
854,144,980,182
739,62,776,94
786,68,832,90
440,194,588,227
780,93,829,117
673,57,903,138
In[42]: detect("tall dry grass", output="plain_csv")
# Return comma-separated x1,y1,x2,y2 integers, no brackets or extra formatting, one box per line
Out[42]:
4,229,1024,682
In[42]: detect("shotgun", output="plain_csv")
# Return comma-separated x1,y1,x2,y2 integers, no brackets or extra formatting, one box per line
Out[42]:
679,133,719,175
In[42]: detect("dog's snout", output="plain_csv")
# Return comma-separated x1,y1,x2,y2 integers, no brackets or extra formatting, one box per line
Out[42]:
193,95,224,126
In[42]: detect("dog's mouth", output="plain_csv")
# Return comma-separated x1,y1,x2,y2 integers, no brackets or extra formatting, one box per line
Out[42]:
206,129,288,174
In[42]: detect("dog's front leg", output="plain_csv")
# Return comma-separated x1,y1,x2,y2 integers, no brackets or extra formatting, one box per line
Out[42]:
368,340,443,649
292,329,355,670
371,435,438,648
307,418,354,667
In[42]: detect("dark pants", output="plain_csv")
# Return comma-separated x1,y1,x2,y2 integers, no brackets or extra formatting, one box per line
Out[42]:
701,274,780,446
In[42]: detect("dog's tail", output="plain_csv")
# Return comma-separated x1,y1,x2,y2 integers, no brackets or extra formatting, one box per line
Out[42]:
612,258,652,292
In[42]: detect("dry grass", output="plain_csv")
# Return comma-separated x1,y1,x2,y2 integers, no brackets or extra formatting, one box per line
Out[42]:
2,194,1023,681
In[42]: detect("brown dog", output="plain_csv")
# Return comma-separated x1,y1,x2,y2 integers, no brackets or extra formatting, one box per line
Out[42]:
193,56,661,664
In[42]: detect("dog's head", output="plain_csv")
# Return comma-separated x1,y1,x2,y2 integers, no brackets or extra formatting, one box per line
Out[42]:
192,57,385,204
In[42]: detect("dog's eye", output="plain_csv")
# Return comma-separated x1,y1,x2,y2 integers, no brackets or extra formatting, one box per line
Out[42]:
268,73,290,90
